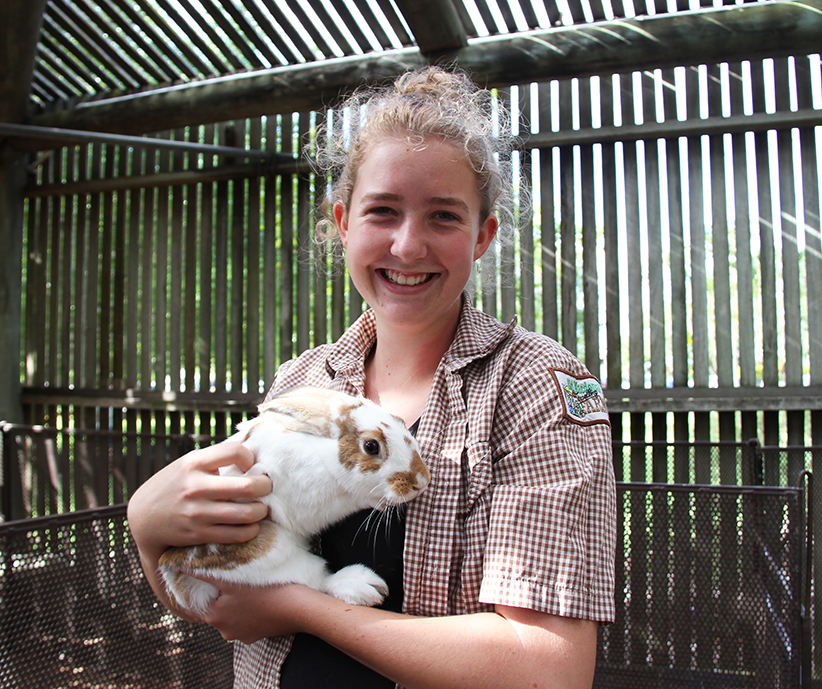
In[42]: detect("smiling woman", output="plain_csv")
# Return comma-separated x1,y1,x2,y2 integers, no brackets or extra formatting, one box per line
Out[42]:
127,66,616,689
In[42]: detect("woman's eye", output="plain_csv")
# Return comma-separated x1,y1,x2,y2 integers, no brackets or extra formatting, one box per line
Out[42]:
363,439,381,456
368,206,394,216
433,210,460,222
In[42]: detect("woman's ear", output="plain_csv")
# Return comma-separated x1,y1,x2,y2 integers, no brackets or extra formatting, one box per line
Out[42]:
473,214,498,261
333,201,349,248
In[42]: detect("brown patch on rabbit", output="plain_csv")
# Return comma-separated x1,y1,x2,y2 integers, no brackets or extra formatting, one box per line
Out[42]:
389,452,429,497
338,426,387,473
160,520,279,571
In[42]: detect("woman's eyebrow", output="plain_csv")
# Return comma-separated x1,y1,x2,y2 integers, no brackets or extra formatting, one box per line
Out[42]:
430,196,470,212
358,192,470,212
359,192,402,204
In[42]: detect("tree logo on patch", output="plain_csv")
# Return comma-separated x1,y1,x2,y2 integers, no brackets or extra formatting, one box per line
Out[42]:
552,370,609,425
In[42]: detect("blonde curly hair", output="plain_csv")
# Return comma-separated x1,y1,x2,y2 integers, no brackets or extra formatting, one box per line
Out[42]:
311,65,517,245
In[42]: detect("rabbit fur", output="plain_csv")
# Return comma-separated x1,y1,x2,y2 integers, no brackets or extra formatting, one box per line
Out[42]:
157,386,429,617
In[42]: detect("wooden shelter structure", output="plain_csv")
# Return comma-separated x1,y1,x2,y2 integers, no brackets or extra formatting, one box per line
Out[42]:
1,0,821,684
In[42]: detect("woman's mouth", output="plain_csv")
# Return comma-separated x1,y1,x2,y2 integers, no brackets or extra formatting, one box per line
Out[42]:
382,269,434,286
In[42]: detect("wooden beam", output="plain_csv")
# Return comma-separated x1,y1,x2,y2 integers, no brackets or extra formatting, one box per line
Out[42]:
23,159,310,198
0,122,281,159
1,0,47,123
30,0,822,137
604,385,822,413
393,0,468,54
20,383,822,415
0,0,47,424
20,387,260,414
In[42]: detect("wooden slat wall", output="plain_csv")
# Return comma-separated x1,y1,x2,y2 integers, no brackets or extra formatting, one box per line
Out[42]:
19,55,822,479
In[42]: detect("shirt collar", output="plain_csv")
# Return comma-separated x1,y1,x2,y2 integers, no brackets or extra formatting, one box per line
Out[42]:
326,292,517,378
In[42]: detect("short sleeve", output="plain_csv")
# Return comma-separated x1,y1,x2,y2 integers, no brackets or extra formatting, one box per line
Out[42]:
478,359,616,622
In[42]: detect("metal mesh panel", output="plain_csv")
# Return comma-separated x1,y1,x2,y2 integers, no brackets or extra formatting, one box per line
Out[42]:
595,483,804,688
0,506,232,688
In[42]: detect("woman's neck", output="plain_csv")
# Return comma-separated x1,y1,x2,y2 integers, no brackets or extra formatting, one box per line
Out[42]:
363,318,457,426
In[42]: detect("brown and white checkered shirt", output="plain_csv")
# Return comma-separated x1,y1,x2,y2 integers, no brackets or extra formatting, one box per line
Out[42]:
233,294,616,688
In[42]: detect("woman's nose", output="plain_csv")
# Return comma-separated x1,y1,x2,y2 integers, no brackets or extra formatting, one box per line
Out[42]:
390,219,427,261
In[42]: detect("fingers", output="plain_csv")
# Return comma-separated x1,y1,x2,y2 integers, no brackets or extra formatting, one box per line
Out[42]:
195,441,255,473
206,499,269,527
182,443,272,501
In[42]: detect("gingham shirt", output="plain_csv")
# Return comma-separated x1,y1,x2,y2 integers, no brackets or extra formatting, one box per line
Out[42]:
233,294,616,688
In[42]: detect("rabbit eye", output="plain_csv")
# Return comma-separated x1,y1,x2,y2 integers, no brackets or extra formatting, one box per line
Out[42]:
363,439,381,456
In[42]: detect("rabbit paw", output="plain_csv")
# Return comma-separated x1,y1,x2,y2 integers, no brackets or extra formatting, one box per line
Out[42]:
324,564,388,606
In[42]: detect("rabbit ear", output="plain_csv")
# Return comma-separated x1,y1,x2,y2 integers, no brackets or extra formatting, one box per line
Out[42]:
257,386,354,438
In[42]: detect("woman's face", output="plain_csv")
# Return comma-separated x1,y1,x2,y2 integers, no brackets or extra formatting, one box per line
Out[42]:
335,136,497,336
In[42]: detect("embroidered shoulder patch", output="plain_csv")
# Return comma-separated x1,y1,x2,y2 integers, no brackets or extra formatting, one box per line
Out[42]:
551,370,609,425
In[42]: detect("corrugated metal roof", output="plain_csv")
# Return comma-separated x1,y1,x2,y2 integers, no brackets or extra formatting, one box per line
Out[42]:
31,0,740,109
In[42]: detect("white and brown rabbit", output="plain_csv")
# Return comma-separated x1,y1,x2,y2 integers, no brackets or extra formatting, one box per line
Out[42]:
157,386,429,617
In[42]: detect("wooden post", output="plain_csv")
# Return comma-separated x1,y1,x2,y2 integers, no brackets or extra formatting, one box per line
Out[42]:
0,0,47,423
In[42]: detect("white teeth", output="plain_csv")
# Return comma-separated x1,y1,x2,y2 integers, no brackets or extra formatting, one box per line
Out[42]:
385,270,430,286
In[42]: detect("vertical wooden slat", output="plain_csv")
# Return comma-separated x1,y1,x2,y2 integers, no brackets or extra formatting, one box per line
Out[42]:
112,147,127,392
728,61,758,443
774,59,805,455
537,82,558,339
183,127,200,434
797,65,821,527
263,118,278,384
642,73,665,393
154,137,170,396
212,124,230,434
749,60,780,451
518,85,536,332
199,125,215,430
59,149,76,492
125,144,141,494
686,67,711,449
230,121,247,395
601,71,623,445
663,66,690,449
247,118,262,395
557,78,576,354
29,158,50,394
297,113,312,354
99,145,115,389
579,77,599,376
310,122,329,349
558,141,576,355
707,67,736,466
169,130,185,401
110,148,127,501
279,114,295,364
46,156,61,391
214,128,230,396
499,87,516,324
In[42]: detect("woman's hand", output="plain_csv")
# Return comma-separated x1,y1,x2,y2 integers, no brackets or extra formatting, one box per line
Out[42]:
201,580,315,644
126,442,272,609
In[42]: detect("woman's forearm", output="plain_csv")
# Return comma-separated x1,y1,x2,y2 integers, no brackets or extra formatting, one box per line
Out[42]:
303,595,594,689
208,583,597,689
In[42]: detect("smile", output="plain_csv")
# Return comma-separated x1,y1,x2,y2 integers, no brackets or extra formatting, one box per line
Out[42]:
382,270,433,286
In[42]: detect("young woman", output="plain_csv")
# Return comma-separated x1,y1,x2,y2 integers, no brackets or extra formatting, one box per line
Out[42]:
127,66,616,689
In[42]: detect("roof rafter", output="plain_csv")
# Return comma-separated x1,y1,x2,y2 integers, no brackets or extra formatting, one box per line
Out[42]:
28,0,822,140
394,0,468,54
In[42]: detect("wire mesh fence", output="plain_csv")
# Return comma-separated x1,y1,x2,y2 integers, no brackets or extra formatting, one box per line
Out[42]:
595,482,807,688
0,427,815,687
0,505,231,689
